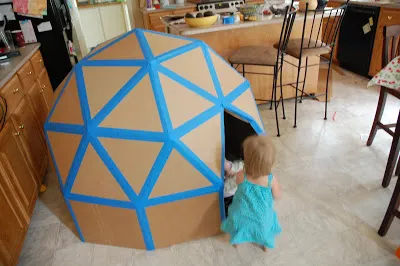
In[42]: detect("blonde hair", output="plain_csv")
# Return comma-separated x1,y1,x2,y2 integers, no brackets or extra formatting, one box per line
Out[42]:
243,135,276,177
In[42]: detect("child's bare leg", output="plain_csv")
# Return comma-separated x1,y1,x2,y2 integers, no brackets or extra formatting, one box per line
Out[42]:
233,244,238,248
262,246,268,252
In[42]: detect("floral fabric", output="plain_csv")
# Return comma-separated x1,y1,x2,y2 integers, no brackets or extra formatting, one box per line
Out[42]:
368,56,400,91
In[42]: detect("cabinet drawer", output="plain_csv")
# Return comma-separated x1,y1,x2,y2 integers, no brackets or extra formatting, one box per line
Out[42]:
0,75,25,119
172,8,196,16
149,11,171,25
37,70,53,109
380,8,400,26
17,61,35,90
30,51,45,79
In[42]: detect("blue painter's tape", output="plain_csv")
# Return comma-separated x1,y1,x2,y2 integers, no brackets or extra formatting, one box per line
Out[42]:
91,66,148,126
174,140,222,186
46,71,73,125
145,185,218,207
135,29,154,60
219,110,226,221
149,64,173,133
155,41,200,63
65,199,85,241
174,105,220,139
75,64,92,124
139,140,173,199
224,81,251,103
82,60,147,67
95,127,167,142
218,181,226,220
89,136,138,201
86,30,137,60
67,193,135,209
63,134,90,195
201,43,223,99
44,131,64,190
158,65,218,104
136,207,155,250
224,103,264,135
44,122,85,135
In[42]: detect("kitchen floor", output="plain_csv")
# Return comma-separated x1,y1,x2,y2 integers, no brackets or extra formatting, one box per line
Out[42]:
18,67,400,266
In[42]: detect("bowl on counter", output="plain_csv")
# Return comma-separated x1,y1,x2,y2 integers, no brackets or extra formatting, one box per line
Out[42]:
185,15,218,27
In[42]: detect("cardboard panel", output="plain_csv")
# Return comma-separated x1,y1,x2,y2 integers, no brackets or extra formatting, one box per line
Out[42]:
90,33,144,60
159,73,213,129
209,50,245,96
231,88,263,130
99,137,163,194
87,36,119,57
71,143,129,201
70,201,146,249
47,132,82,184
49,74,83,125
144,32,191,57
83,66,140,118
162,47,217,96
181,113,221,176
100,75,162,132
150,149,212,198
146,193,221,248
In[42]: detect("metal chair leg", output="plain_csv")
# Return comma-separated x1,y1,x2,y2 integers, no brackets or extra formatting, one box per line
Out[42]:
280,57,286,120
299,57,308,103
294,57,302,128
273,66,280,137
324,59,333,120
242,64,245,78
270,77,274,110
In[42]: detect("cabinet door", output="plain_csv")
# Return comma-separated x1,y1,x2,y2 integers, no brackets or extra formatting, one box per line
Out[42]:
12,98,47,184
16,61,35,91
0,121,38,217
100,5,127,40
30,51,45,79
27,82,48,129
37,69,54,110
0,164,27,266
79,8,106,49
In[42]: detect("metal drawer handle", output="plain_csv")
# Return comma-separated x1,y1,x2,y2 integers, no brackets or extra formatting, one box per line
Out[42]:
40,89,44,93
42,85,46,88
19,124,24,130
38,59,43,63
388,16,392,20
14,132,20,136
13,88,19,94
28,71,32,75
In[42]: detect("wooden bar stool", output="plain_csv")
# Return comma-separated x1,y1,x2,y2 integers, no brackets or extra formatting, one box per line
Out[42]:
367,25,400,188
228,1,296,137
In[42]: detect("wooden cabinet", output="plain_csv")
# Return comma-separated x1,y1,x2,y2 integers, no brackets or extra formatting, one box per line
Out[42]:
0,121,38,217
0,164,28,266
12,98,48,184
142,7,196,32
0,47,52,266
369,7,400,76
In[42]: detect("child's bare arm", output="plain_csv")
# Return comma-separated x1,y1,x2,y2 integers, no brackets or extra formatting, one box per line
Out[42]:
236,170,244,185
271,177,281,200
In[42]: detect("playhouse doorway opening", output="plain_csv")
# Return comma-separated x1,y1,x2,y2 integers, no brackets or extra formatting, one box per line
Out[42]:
224,110,257,162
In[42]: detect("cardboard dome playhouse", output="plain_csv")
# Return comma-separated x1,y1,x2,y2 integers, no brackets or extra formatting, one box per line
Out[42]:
45,29,265,250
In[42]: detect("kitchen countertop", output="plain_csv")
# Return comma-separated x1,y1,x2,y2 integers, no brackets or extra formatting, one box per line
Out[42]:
164,10,340,36
330,0,400,8
141,3,196,14
0,44,41,88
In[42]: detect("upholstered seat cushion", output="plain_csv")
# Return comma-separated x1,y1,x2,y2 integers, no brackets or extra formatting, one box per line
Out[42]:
274,38,331,58
228,46,278,66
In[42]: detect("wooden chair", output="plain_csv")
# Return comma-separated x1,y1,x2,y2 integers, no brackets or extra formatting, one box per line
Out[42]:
274,0,349,128
367,25,400,188
228,1,296,137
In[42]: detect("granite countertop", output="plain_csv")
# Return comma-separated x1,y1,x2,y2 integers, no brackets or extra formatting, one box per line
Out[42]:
164,10,341,36
141,2,196,14
0,44,41,88
330,0,400,8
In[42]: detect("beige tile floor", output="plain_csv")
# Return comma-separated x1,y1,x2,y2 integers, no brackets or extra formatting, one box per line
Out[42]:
18,68,400,265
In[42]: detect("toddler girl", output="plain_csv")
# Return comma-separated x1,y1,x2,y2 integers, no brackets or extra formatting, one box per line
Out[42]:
221,135,281,251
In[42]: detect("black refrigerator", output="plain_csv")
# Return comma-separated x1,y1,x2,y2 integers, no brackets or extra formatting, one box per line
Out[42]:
1,0,76,90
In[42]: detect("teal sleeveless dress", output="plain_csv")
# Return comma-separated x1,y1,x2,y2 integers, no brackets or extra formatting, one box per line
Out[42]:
221,174,281,248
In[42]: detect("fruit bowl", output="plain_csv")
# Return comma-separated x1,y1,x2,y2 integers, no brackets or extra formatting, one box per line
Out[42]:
185,15,218,27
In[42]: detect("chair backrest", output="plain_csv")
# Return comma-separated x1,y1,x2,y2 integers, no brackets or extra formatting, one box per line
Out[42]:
300,0,350,54
383,25,400,66
275,0,297,61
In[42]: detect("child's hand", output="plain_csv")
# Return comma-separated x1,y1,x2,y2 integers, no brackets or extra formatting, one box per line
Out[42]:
271,177,281,200
236,170,244,185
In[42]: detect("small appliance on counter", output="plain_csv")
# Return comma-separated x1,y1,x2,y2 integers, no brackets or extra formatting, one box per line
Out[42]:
0,13,20,62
